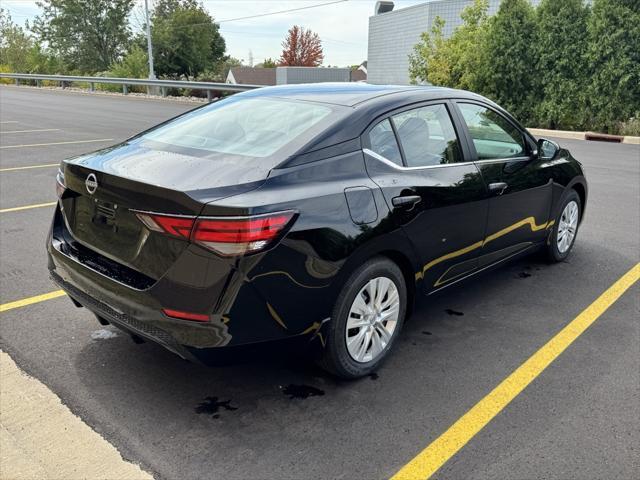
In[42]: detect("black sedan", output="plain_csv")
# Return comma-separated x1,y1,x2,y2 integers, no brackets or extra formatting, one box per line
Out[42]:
48,83,587,378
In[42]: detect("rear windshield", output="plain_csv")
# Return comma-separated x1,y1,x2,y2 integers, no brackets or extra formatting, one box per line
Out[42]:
142,96,335,158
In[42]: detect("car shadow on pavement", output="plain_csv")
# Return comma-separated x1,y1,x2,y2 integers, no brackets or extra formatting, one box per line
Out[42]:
71,254,549,420
68,248,624,479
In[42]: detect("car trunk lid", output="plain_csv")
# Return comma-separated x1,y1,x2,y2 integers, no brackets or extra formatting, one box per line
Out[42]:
59,140,266,280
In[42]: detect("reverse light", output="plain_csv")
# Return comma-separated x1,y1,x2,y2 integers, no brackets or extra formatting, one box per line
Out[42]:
55,169,66,198
134,210,296,256
162,308,209,322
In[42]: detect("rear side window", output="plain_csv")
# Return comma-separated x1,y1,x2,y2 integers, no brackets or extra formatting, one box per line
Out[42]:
368,119,403,165
457,103,525,160
392,104,462,167
142,97,333,158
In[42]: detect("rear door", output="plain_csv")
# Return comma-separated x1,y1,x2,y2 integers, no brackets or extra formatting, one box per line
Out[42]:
453,101,553,266
363,101,489,292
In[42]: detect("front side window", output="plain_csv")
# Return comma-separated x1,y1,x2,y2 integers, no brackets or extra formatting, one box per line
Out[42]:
457,103,526,160
392,104,462,167
142,97,333,158
368,118,403,166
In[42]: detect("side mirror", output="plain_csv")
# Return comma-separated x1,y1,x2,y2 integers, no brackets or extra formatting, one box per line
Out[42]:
537,138,560,160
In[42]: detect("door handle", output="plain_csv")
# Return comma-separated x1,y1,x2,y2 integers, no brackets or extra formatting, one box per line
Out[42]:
392,195,421,208
488,182,508,195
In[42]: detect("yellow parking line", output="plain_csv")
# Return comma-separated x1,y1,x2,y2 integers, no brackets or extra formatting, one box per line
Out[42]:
391,262,640,480
0,290,66,313
1,128,60,134
0,163,58,172
0,202,56,213
0,138,113,149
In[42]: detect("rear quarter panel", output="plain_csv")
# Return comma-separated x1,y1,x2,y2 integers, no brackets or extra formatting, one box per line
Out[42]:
206,151,421,340
544,149,588,223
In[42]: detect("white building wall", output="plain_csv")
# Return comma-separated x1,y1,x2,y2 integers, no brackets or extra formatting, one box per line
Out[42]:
367,3,430,85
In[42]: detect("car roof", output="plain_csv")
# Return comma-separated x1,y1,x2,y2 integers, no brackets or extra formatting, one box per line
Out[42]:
237,82,462,107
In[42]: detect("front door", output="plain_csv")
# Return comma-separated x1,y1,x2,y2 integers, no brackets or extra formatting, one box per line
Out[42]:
454,102,554,267
363,102,488,292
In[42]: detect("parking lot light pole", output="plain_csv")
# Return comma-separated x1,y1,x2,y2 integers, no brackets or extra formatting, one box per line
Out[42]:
145,0,156,81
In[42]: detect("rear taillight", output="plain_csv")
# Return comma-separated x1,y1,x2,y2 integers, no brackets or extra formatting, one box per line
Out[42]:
135,212,193,239
192,212,295,256
134,211,295,257
56,169,66,198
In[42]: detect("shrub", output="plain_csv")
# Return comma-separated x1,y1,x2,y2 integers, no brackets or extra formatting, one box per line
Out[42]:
99,46,149,93
618,116,640,136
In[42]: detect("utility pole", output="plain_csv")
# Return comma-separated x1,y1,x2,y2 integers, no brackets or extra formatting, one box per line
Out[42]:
144,0,156,79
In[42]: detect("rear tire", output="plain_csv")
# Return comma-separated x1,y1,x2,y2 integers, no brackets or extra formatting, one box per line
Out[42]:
318,257,407,379
545,190,581,263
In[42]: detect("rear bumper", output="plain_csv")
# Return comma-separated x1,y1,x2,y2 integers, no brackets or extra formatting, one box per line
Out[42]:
47,204,333,362
50,271,198,362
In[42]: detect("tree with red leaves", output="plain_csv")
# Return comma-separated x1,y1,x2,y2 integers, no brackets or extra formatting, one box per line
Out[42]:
278,25,324,67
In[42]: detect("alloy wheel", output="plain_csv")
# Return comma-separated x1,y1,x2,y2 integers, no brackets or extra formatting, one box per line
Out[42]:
345,276,400,363
557,200,579,254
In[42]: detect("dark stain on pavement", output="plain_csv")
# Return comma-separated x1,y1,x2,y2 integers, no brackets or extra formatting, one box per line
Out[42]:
368,372,379,380
283,384,325,399
195,396,238,418
422,331,433,335
445,309,464,316
518,271,532,278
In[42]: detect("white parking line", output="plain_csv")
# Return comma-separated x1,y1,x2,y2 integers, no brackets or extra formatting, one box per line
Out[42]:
0,121,19,124
0,138,113,149
1,128,60,134
0,164,59,172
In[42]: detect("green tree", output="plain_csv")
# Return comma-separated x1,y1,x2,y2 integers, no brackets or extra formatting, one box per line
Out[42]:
535,0,590,130
445,0,490,91
25,44,65,74
586,0,640,133
33,0,134,73
409,16,452,85
0,8,34,72
409,0,490,89
258,58,278,68
109,44,148,78
478,0,538,122
150,0,226,78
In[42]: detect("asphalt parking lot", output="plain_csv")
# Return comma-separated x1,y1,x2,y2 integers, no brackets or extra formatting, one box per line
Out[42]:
1,86,639,480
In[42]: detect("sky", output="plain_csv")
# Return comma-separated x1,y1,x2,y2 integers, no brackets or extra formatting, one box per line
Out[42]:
2,0,428,67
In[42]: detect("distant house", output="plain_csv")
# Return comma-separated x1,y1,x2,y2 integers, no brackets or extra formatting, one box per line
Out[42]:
350,61,368,82
226,66,361,86
226,67,276,86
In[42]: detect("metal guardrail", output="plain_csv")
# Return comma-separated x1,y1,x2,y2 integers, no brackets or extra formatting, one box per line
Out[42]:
0,73,262,100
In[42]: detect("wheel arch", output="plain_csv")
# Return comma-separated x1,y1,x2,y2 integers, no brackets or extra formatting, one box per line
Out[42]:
376,249,417,320
570,180,587,224
333,233,421,321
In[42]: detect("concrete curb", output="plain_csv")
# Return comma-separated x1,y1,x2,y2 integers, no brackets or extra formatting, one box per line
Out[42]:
0,351,153,480
528,127,640,145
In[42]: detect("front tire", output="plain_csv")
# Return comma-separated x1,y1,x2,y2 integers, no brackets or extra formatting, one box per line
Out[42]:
318,257,407,379
546,190,581,262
